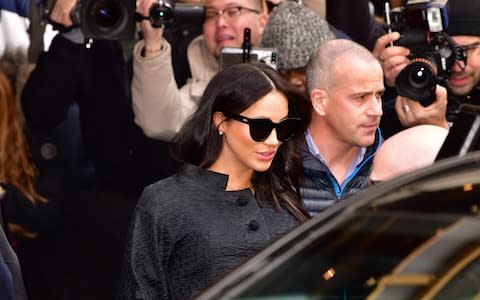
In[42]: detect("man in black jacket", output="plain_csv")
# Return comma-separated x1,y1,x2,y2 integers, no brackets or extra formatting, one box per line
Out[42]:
19,0,196,298
373,0,480,138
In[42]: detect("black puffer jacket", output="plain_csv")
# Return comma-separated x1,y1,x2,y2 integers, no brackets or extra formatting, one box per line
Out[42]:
301,129,383,215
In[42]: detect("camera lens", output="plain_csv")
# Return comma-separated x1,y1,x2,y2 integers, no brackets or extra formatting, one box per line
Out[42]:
408,65,431,88
396,60,437,106
88,0,123,29
80,0,135,40
149,1,174,28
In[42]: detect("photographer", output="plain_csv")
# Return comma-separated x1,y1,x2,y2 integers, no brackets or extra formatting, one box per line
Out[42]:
133,0,268,140
20,0,186,298
373,0,480,138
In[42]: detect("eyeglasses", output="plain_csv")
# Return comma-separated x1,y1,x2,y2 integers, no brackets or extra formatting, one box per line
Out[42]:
223,112,301,142
455,42,480,70
204,6,260,23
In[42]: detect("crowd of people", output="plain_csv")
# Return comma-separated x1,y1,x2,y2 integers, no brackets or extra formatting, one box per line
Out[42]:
1,0,479,298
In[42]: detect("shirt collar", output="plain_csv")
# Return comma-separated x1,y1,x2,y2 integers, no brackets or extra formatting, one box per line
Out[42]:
305,129,367,185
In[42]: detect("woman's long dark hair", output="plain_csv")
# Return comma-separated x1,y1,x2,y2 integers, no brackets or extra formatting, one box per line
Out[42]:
171,63,311,222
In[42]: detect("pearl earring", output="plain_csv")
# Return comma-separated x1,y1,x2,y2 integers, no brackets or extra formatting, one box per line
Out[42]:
219,131,224,136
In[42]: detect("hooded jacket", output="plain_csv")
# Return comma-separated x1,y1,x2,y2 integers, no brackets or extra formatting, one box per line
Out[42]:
131,35,219,141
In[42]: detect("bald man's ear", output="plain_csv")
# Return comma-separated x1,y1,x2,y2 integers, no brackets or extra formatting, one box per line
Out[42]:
310,89,328,116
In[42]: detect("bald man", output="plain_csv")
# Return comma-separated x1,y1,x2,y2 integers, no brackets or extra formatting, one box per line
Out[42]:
301,39,384,215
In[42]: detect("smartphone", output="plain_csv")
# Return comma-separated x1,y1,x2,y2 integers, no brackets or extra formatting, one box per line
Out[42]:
219,47,278,70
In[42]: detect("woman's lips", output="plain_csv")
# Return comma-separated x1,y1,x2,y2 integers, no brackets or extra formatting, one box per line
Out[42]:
256,151,276,161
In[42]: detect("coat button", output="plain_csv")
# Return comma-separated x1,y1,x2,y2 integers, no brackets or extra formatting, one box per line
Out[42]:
237,197,249,206
248,220,259,231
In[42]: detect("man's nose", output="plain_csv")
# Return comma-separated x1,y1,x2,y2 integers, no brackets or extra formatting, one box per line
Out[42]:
367,96,383,116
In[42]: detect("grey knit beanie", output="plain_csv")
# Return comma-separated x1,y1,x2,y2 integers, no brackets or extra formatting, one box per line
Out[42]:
260,0,334,70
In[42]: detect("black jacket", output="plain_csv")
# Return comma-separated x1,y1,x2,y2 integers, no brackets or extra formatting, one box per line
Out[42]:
118,164,300,300
301,129,383,215
21,35,179,194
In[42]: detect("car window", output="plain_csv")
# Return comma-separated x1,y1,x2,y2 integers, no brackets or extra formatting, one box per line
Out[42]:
232,213,480,299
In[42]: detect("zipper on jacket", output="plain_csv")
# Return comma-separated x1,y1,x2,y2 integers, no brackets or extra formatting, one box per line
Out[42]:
329,128,382,199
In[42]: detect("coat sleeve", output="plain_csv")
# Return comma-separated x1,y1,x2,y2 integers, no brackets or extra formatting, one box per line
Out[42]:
131,39,197,141
117,189,171,300
21,34,82,131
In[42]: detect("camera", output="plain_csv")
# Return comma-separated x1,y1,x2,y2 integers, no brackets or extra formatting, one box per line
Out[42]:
136,1,204,28
70,0,204,40
388,0,462,106
219,28,278,70
220,47,278,70
71,0,136,40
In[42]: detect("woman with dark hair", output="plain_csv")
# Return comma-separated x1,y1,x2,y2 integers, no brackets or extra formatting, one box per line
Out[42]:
119,63,311,300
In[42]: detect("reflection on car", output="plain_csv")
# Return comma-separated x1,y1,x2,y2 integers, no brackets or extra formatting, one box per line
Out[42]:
197,151,480,300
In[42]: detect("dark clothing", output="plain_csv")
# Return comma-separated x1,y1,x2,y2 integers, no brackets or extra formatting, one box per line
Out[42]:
0,183,60,235
301,129,383,215
20,34,179,299
0,201,28,300
380,85,480,139
326,0,386,51
0,0,28,17
118,164,300,300
164,18,203,87
21,34,179,195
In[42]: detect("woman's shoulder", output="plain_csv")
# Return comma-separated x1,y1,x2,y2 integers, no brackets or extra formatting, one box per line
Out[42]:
136,168,209,208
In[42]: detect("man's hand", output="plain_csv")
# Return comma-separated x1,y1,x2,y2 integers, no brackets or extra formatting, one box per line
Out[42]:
372,32,410,87
395,85,449,129
49,0,78,26
137,0,164,57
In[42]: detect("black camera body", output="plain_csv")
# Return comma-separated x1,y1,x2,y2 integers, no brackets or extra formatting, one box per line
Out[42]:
70,0,204,40
71,0,136,40
389,0,459,106
148,1,204,28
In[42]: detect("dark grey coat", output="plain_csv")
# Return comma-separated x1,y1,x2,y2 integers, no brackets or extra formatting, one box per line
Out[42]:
118,164,299,300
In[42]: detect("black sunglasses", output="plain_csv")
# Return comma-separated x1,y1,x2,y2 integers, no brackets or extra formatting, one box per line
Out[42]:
223,112,301,142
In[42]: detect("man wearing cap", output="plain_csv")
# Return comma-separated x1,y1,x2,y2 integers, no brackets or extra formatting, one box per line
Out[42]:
374,0,478,137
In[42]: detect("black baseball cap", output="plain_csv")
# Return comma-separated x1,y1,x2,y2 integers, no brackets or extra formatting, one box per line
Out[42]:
447,0,480,36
